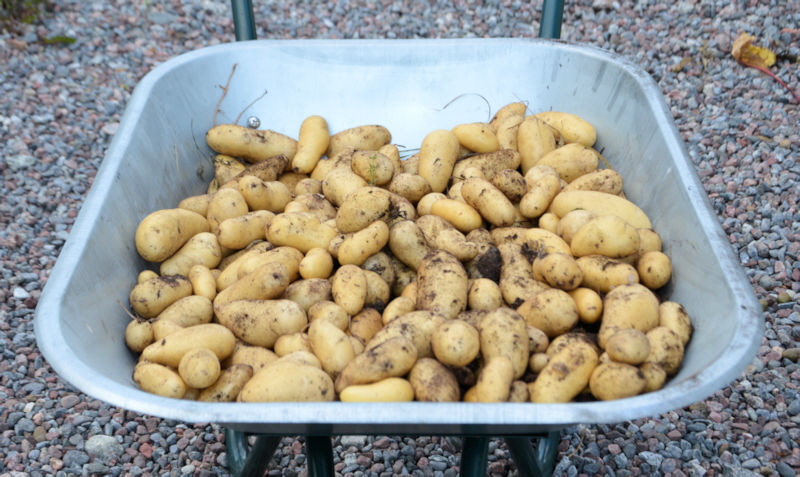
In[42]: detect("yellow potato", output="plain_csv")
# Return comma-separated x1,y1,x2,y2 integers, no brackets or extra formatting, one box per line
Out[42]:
135,208,210,263
322,167,369,207
367,310,444,359
598,283,660,348
658,301,693,346
307,300,349,330
589,362,646,401
525,228,573,256
637,228,663,254
556,209,597,245
532,252,583,291
528,336,598,403
527,325,550,354
327,124,391,158
388,220,430,271
291,115,330,174
381,295,416,325
460,178,517,227
339,377,415,402
489,101,527,129
408,358,461,402
431,319,480,367
415,249,469,319
237,176,292,212
266,212,338,253
575,255,639,293
141,323,236,368
478,308,530,379
349,308,384,344
562,168,624,195
225,342,279,372
475,355,515,402
517,115,556,173
536,143,599,183
429,198,484,233
387,172,432,203
178,348,221,389
294,177,322,195
452,149,521,183
361,251,396,286
282,278,333,312
206,187,249,234
178,193,213,217
125,319,154,353
362,269,391,310
567,287,603,324
211,154,247,186
159,232,222,277
335,186,391,233
273,332,312,357
529,352,549,373
213,261,292,307
308,318,356,378
570,215,641,258
517,288,579,338
508,381,530,403
497,242,549,308
335,336,418,392
206,124,298,163
637,250,672,290
153,295,214,329
533,111,597,147
491,168,528,203
452,122,500,153
645,326,685,376
549,190,652,229
415,215,479,261
351,150,395,186
337,220,390,266
129,275,193,318
467,278,504,311
188,264,217,301
215,299,307,348
494,113,525,150
418,129,461,193
639,362,668,393
239,360,335,402
330,264,368,315
224,246,302,288
297,247,334,279
197,363,254,402
604,328,651,365
133,362,186,399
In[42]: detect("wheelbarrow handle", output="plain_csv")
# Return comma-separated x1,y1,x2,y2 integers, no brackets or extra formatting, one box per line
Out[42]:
229,0,564,41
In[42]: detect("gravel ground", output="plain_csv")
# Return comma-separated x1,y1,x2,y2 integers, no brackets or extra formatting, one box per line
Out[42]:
1,0,799,476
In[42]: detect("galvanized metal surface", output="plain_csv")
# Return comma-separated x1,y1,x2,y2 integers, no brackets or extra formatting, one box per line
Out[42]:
34,38,763,436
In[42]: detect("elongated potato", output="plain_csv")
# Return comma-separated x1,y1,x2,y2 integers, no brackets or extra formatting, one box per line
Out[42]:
491,168,527,203
198,363,254,402
308,318,356,378
497,242,549,308
206,187,249,234
570,215,640,258
452,122,500,153
239,360,335,402
645,326,685,376
429,198,484,233
589,362,646,400
409,358,461,402
337,220,390,266
141,323,236,368
366,310,444,359
576,255,639,293
532,252,583,291
475,356,515,402
266,212,338,253
452,149,521,183
658,301,693,345
568,287,603,324
549,190,652,229
528,336,598,403
153,295,214,329
494,113,525,150
388,220,430,270
335,186,392,233
179,193,213,217
216,298,308,348
478,308,530,379
330,264,367,315
381,295,416,325
159,232,222,277
322,167,369,207
349,308,384,344
461,178,517,227
536,143,599,183
517,115,556,173
125,319,154,353
133,362,186,399
416,249,469,319
129,275,193,318
225,342,279,372
188,264,217,301
135,209,210,263
416,215,479,261
533,111,597,147
490,101,527,129
282,278,333,312
227,246,303,287
292,115,330,174
213,261,292,307
327,124,391,158
340,377,415,402
562,168,624,195
637,250,672,290
237,176,292,212
206,124,298,163
418,129,461,193
335,336,418,392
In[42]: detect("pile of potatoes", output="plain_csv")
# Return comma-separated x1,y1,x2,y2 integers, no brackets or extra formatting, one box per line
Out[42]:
125,102,693,404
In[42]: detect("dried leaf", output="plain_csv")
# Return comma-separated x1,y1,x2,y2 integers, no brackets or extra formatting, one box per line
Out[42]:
731,32,799,104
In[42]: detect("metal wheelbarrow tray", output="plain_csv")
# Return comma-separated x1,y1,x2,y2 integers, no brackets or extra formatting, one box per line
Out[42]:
35,38,762,436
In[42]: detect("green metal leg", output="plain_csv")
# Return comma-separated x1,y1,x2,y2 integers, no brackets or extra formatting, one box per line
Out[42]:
460,436,489,477
306,436,335,477
539,0,565,39
230,0,257,41
225,429,282,477
505,431,561,477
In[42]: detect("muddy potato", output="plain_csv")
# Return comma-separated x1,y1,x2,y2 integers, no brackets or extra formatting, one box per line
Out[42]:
452,149,521,183
125,319,154,353
237,176,292,213
468,278,504,311
460,178,517,227
464,242,502,282
141,323,236,368
388,172,432,203
362,269,391,310
153,295,214,331
519,165,561,219
206,124,297,162
416,214,479,261
409,357,461,402
570,215,640,258
188,264,217,301
215,299,307,348
137,269,159,284
133,362,187,399
178,348,221,389
479,308,530,379
228,246,303,286
549,190,652,229
497,242,550,308
567,287,603,324
532,252,583,291
381,295,417,325
225,342,279,372
528,336,599,403
604,328,651,365
160,232,222,277
526,228,572,256
645,326,685,376
637,250,672,290
432,319,480,367
639,362,668,393
491,168,527,203
213,261,292,307
598,283,660,348
239,360,335,402
335,336,418,392
349,308,384,344
508,381,530,402
527,325,550,354
338,220,390,266
576,255,639,293
266,212,338,253
418,129,461,193
367,310,444,359
362,251,396,286
350,150,395,186
135,208,210,263
327,124,392,158
282,278,333,312
416,249,469,319
206,187,249,234
307,300,350,330
330,264,368,315
129,275,193,318
475,355,515,402
658,301,693,346
339,377,415,402
517,288,579,338
335,186,391,233
589,362,647,401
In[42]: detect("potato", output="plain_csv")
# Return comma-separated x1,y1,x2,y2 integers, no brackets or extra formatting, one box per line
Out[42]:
570,215,640,258
129,275,193,318
294,178,322,195
529,352,549,373
431,319,480,367
206,187,249,234
350,150,395,186
468,278,504,311
528,336,598,403
329,264,368,315
237,176,292,212
215,299,307,348
478,308,529,379
225,342,279,372
321,166,369,207
576,255,639,293
227,246,303,287
658,301,693,346
141,323,236,368
362,269,391,310
308,300,350,330
525,228,572,256
464,242,502,282
475,356,515,402
460,178,517,227
378,143,403,173
429,198,483,233
452,149,521,183
327,124,391,158
489,101,527,128
335,186,391,233
409,358,461,402
491,168,527,203
387,172,432,203
151,319,184,341
637,251,672,290
298,247,334,279
381,295,416,324
416,192,446,216
159,232,222,277
567,287,603,324
179,193,214,217
281,279,332,312
335,336,418,392
273,332,312,356
416,215,479,261
266,212,338,253
228,154,291,186
517,115,557,173
213,261,292,307
415,250,469,320
533,111,597,147
239,360,335,402
598,283,660,348
367,310,444,359
137,270,159,284
637,228,663,255
589,362,647,400
337,220,390,266
188,264,217,301
308,318,356,378
178,348,221,389
197,363,253,402
556,209,597,245
349,308,384,344
519,165,561,219
418,129,461,193
292,115,330,174
549,190,652,229
135,208,210,262
517,288,579,338
604,328,651,365
206,124,298,163
125,319,154,353
153,295,214,329
639,362,668,393
497,242,549,308
339,377,415,402
452,122,500,153
562,168,624,195
645,326,685,376
133,362,186,399
536,143,599,183
532,252,583,291
494,114,525,150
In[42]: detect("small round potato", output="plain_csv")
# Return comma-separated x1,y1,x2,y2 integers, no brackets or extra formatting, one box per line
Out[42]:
178,348,221,389
637,250,672,290
432,319,480,367
299,247,335,279
589,362,647,401
604,328,651,365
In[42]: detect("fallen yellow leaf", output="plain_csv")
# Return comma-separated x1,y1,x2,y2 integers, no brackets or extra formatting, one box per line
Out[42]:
731,32,799,104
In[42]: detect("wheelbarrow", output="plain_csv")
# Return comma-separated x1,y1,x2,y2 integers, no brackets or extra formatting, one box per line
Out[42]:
34,1,763,475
